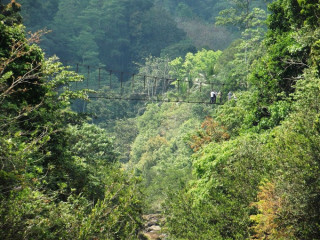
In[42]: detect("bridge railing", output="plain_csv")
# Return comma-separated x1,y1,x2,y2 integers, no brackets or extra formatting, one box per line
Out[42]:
65,62,226,104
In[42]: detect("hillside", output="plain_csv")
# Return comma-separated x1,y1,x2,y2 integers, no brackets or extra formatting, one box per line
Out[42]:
1,0,320,239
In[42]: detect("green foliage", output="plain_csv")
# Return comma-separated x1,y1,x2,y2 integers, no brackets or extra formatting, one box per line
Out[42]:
108,118,139,163
78,167,143,240
165,132,273,239
247,0,320,130
164,189,227,240
0,168,143,240
297,0,320,28
170,49,222,81
87,92,137,127
0,6,143,239
165,67,320,239
215,1,268,92
22,0,187,72
5,1,320,239
67,123,119,200
163,2,320,239
0,0,22,25
129,102,214,211
168,49,223,101
216,0,266,31
0,188,87,240
19,0,58,31
160,39,197,60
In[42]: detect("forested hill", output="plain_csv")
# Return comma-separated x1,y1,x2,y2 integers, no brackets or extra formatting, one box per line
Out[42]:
17,0,269,71
1,0,320,239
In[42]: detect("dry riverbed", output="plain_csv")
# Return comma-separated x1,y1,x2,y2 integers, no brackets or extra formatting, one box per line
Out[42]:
140,214,167,240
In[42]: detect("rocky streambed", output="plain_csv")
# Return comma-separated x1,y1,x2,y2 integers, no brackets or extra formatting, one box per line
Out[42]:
140,214,167,240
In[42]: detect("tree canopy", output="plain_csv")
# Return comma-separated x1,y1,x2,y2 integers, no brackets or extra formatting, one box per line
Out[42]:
2,0,320,239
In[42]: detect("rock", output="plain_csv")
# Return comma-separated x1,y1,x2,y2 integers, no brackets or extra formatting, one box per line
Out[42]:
147,225,161,232
141,214,166,239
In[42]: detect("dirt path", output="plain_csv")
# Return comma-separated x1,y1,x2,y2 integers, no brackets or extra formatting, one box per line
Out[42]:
140,214,167,240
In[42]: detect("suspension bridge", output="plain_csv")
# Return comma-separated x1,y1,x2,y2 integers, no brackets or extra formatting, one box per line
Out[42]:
66,62,227,105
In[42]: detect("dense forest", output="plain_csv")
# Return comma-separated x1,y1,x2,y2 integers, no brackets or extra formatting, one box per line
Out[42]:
1,0,320,239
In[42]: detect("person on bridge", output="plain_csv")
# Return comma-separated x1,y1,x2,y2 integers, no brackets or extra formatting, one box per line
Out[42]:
210,90,216,104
